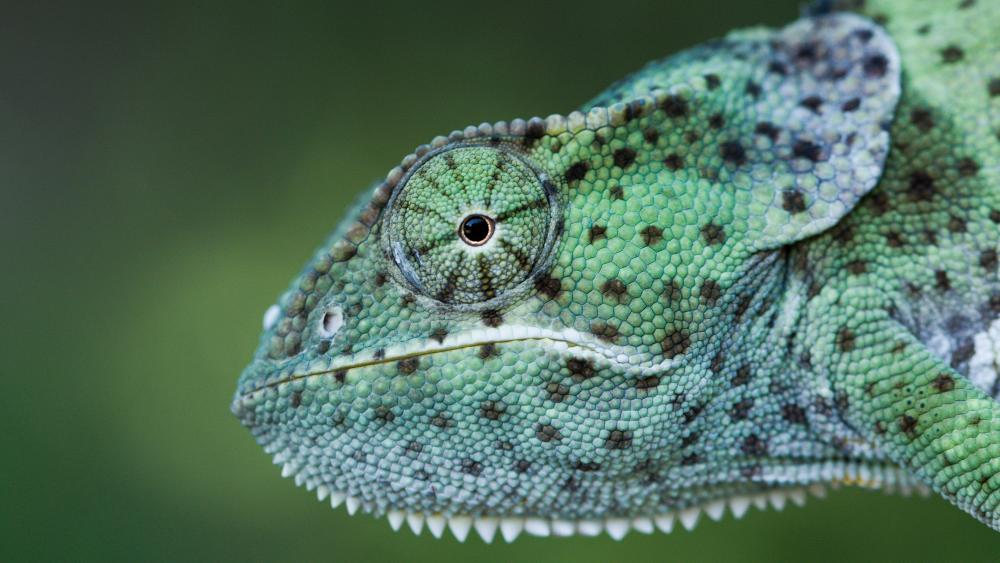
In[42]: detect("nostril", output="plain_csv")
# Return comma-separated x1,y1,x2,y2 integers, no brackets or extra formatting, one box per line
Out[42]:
319,307,344,339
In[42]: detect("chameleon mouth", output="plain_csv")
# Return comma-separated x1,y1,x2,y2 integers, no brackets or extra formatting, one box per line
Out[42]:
237,324,678,398
266,451,928,542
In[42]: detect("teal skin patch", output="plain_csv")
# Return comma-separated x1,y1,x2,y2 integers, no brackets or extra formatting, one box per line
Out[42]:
234,1,1000,540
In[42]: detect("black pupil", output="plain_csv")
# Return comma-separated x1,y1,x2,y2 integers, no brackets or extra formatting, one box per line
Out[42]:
461,215,492,244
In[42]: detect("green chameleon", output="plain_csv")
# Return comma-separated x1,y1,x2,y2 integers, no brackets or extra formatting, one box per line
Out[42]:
233,0,1000,541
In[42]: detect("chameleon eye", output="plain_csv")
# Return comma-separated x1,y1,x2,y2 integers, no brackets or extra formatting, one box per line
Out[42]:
382,145,559,306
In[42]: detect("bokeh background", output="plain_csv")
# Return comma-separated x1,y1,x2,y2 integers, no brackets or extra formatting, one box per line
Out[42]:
5,1,999,561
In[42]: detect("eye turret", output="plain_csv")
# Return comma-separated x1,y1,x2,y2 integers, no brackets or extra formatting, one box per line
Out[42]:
381,145,558,306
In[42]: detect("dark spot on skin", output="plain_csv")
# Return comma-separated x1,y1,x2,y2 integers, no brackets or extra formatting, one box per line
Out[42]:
782,404,807,424
700,279,722,304
662,328,691,359
316,340,330,354
535,275,563,299
782,190,807,213
708,113,725,129
704,73,721,89
846,260,868,275
796,42,818,60
836,327,856,352
992,210,1000,224
546,382,569,402
374,271,388,286
910,107,935,132
567,357,596,380
660,95,689,118
959,0,975,8
792,139,822,161
564,162,588,183
663,154,684,170
957,158,980,177
885,231,905,247
924,229,938,245
755,122,780,142
525,120,545,141
406,441,423,454
397,357,419,374
730,398,754,420
461,459,483,476
908,170,935,201
663,279,683,303
701,223,726,245
480,401,505,420
989,78,1000,97
431,412,450,428
563,477,579,491
479,344,498,359
430,328,448,344
841,98,861,112
720,141,747,166
853,28,874,43
588,224,607,243
951,340,975,368
334,370,347,384
641,225,663,246
980,249,998,272
574,461,601,472
635,375,660,390
732,365,751,386
832,224,854,244
916,23,931,35
481,309,504,327
613,148,637,168
768,61,787,75
746,80,762,98
605,429,633,450
536,424,562,442
863,54,888,77
375,406,395,423
373,349,386,361
948,215,967,233
289,391,301,408
601,279,628,299
681,453,701,465
799,95,823,114
683,404,702,424
869,191,890,215
610,185,624,200
643,128,660,144
741,434,768,457
515,460,532,473
591,321,620,342
899,414,918,437
940,45,964,63
799,352,812,370
935,270,951,292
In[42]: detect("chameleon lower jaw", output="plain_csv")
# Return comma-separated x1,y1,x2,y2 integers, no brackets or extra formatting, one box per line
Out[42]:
276,458,928,542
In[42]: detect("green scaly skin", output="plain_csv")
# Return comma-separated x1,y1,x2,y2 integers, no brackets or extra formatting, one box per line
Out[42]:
232,0,1000,540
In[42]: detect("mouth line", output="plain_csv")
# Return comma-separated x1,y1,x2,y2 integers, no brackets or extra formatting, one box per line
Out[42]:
240,323,675,398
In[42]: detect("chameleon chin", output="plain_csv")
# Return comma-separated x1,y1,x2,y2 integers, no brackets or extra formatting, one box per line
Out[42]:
233,0,1000,541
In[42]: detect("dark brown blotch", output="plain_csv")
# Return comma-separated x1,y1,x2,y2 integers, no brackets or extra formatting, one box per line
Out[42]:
641,225,663,246
613,148,637,168
720,141,747,166
910,107,935,132
397,357,420,375
601,279,628,300
535,275,563,299
836,327,856,352
567,357,596,380
536,423,562,442
605,429,633,450
480,401,506,420
663,154,684,170
588,224,608,243
940,45,964,63
662,328,691,359
701,222,726,245
782,190,807,213
564,161,589,183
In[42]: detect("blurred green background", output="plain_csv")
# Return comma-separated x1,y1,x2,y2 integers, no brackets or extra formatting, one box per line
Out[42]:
4,1,999,561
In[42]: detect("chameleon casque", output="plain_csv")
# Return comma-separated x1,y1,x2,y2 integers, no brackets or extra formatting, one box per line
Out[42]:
232,0,1000,541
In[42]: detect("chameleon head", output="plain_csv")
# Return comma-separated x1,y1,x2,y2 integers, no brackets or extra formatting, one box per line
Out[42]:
234,12,904,539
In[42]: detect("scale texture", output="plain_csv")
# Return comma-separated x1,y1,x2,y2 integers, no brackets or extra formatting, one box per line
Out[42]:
233,0,1000,539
